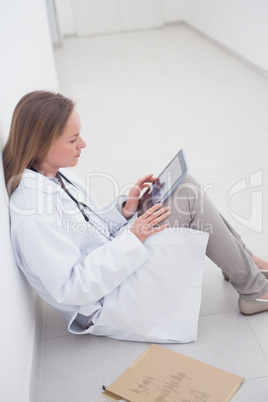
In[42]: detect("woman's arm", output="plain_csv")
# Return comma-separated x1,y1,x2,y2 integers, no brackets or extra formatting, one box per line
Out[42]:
12,218,150,307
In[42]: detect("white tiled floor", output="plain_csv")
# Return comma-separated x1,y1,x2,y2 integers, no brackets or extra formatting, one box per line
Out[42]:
39,24,268,401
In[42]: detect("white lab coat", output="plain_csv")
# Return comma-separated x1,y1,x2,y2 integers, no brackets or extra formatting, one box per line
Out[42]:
10,169,208,343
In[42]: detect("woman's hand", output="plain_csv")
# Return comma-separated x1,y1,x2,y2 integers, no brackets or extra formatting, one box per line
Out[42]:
122,174,158,219
130,203,170,243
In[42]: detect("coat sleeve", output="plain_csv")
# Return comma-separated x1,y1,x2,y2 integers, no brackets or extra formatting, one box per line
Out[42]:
12,218,150,306
94,195,130,235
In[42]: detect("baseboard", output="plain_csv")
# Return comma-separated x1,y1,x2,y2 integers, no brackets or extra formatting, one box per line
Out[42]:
29,295,47,402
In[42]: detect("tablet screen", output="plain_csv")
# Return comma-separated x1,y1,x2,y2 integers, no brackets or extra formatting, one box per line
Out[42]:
137,149,188,216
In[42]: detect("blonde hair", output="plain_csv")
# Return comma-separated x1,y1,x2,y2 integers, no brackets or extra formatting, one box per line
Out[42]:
2,90,75,196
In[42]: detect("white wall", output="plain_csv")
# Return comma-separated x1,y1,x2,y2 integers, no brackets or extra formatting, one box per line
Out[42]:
0,1,58,401
56,0,268,74
56,0,76,36
163,0,183,23
55,0,183,36
184,0,268,74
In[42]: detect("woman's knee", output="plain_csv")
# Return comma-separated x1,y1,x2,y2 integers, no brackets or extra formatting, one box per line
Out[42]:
163,176,202,219
181,174,201,188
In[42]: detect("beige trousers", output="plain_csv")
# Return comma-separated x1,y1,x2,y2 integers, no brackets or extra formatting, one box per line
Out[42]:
163,175,268,301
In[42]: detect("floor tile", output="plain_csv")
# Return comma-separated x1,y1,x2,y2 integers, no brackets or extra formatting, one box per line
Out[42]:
41,335,149,402
200,260,239,317
167,313,268,380
45,305,71,339
231,377,268,402
246,313,268,360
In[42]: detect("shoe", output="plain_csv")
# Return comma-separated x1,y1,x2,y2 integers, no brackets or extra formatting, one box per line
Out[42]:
238,296,268,315
222,272,229,281
260,269,268,279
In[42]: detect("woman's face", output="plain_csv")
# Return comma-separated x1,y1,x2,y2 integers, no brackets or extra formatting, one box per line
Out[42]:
42,109,86,176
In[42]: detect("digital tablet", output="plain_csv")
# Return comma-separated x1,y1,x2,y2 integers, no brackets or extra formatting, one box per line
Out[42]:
137,149,188,216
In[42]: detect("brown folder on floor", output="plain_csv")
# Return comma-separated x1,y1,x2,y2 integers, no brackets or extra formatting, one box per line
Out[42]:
104,344,244,402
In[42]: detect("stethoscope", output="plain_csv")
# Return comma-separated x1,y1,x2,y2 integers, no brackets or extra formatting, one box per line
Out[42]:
29,167,113,241
57,172,114,241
